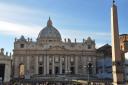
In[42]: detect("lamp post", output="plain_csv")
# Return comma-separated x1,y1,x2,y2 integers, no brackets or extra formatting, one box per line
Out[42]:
84,62,93,85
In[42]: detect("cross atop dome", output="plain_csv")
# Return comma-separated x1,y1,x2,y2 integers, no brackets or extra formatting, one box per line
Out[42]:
113,0,115,4
112,0,116,5
47,17,53,27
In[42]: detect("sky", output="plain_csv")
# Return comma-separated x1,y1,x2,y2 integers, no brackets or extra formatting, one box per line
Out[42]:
0,0,128,53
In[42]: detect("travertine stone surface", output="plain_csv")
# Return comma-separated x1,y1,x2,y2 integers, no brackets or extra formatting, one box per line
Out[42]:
111,3,124,85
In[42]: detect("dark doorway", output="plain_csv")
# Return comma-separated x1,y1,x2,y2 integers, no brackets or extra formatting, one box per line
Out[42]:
62,69,65,74
70,67,75,74
55,67,59,74
0,64,5,81
49,69,52,75
39,67,43,74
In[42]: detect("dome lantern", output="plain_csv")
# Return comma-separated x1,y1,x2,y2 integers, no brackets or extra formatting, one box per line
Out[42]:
37,18,61,43
47,17,52,27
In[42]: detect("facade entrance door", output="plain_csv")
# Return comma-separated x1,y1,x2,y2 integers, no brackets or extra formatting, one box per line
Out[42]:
0,64,5,81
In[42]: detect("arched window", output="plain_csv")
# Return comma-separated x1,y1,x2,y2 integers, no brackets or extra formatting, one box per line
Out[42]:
19,63,25,78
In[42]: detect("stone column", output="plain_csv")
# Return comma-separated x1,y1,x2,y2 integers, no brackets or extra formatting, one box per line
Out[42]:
47,56,49,74
25,56,30,78
52,56,55,74
44,56,46,75
4,64,11,82
26,56,30,72
60,56,62,74
93,57,96,74
65,56,68,74
75,56,78,74
14,57,19,78
84,56,87,74
67,56,70,73
35,56,38,74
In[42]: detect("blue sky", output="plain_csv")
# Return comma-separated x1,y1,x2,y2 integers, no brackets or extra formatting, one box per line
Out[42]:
0,0,128,53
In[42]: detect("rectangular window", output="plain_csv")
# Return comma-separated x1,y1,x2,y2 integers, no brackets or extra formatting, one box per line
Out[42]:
49,40,52,42
88,45,91,49
20,44,24,48
55,57,59,62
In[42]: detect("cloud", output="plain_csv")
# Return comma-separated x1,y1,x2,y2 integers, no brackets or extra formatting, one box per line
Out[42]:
0,2,57,25
0,2,55,16
0,2,110,49
0,2,111,40
0,20,41,38
60,29,111,42
0,20,110,49
0,21,110,53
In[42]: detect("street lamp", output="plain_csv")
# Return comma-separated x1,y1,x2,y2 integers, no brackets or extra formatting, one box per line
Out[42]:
84,62,93,85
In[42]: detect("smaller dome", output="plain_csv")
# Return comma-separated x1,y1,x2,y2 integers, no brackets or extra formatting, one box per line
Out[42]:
87,37,92,41
37,18,61,42
18,35,26,41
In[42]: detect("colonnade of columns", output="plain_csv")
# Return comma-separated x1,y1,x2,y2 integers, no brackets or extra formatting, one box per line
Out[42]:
14,55,96,78
29,55,79,75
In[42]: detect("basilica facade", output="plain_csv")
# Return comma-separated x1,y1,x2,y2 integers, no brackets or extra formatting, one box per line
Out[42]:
13,18,96,81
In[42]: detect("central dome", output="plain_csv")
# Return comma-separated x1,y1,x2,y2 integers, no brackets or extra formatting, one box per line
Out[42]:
37,18,61,43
